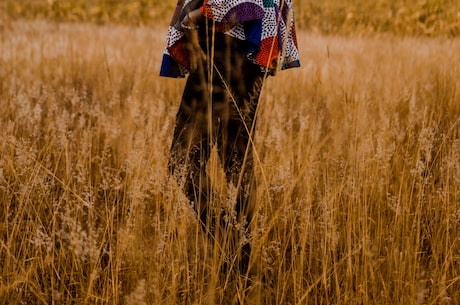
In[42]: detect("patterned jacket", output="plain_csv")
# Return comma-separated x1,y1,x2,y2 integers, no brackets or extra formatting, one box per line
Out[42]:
160,0,301,78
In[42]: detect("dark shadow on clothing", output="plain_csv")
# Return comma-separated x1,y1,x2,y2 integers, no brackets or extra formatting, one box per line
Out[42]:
169,25,264,276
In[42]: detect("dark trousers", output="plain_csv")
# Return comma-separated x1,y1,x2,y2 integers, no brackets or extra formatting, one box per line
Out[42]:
169,30,264,274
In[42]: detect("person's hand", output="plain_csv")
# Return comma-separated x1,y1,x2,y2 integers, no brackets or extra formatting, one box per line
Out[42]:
181,10,205,72
182,27,205,72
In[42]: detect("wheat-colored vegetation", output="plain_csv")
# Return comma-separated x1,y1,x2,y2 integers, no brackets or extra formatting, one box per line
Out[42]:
1,1,460,305
2,0,460,36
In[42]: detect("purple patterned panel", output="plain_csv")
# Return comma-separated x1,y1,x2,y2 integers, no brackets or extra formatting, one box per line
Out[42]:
222,3,265,23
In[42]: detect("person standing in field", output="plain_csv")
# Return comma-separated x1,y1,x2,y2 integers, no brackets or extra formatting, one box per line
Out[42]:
160,0,300,277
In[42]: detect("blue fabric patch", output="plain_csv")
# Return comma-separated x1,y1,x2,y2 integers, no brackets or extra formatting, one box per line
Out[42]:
283,59,301,70
244,19,263,53
263,0,275,8
160,54,184,78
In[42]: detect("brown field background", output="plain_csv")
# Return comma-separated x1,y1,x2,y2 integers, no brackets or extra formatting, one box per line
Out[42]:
1,0,460,35
1,1,460,305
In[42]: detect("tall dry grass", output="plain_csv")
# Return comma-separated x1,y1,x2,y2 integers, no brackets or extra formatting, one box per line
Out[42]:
1,19,460,304
2,0,460,36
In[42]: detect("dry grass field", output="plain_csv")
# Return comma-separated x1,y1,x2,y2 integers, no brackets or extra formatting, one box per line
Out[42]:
2,0,460,36
1,4,460,305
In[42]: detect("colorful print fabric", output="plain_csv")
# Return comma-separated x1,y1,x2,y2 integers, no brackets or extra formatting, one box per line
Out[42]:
160,0,301,78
